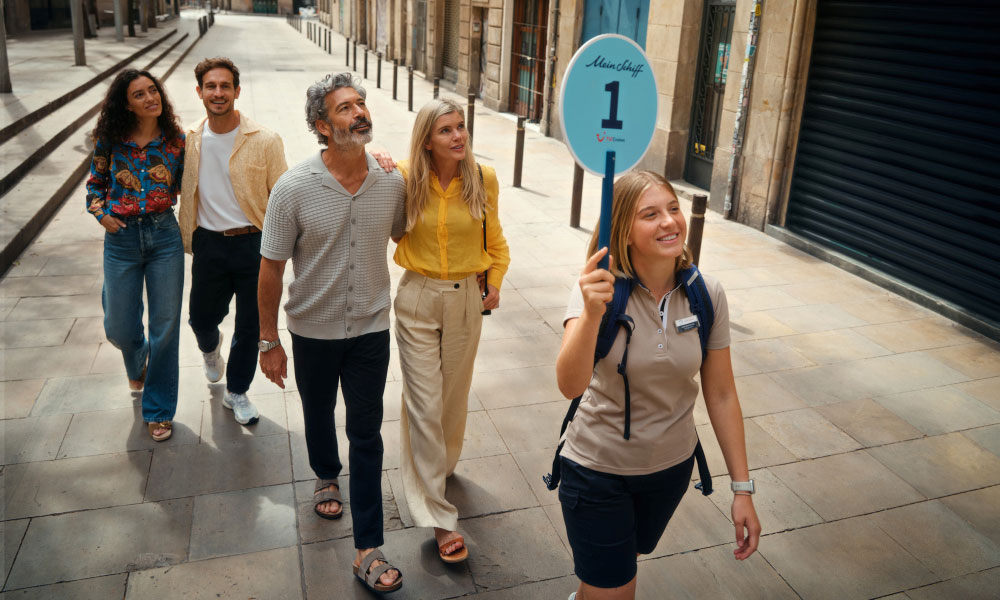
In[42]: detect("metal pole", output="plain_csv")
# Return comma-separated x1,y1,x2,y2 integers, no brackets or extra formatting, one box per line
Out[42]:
570,164,583,228
513,116,525,188
0,6,11,93
376,52,382,88
392,59,398,100
688,194,708,266
352,40,357,72
113,0,124,41
467,92,475,139
433,76,439,99
363,47,368,79
70,0,86,66
345,37,350,66
408,65,413,112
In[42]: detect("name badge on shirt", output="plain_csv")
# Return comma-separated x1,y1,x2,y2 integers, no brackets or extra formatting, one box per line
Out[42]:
675,315,699,333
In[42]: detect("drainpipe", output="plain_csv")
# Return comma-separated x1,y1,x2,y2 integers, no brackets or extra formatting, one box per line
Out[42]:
540,0,560,136
723,0,763,219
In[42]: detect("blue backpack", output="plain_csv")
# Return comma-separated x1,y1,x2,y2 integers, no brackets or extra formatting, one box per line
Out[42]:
543,265,716,495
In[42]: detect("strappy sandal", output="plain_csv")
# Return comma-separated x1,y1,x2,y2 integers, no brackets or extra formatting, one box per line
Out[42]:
313,478,343,520
353,548,403,594
438,533,469,564
147,421,172,442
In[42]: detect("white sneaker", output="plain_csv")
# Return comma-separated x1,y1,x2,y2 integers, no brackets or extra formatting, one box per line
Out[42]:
203,333,225,383
223,391,260,426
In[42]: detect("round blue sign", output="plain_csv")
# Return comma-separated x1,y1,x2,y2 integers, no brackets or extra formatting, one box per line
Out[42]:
559,34,658,176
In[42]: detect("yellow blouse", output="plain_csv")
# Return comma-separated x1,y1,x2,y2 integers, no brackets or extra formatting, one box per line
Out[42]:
393,161,510,290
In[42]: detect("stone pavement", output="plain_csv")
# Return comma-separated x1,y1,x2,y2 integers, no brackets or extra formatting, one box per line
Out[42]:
2,14,1000,600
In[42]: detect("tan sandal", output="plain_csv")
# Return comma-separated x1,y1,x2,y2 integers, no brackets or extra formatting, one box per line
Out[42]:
129,362,147,391
438,533,468,564
147,421,172,442
313,478,343,520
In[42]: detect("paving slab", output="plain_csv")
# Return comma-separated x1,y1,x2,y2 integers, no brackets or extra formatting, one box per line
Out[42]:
925,341,1000,379
0,380,43,420
752,408,862,459
4,498,192,590
644,488,735,558
876,386,1000,436
56,402,204,459
759,516,937,600
1,520,28,586
189,483,298,561
870,500,1000,580
635,544,799,600
867,433,1000,498
445,454,538,518
462,507,574,592
938,485,1000,546
696,418,796,476
144,433,291,501
768,450,924,521
32,372,144,416
813,398,923,448
0,574,127,599
3,450,151,519
125,546,302,599
903,567,1000,600
1,413,71,464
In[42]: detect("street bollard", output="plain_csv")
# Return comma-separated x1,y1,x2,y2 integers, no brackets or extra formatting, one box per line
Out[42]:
688,194,708,266
327,30,331,54
433,77,439,99
353,40,357,72
570,164,583,228
408,66,414,112
364,48,369,79
377,52,382,88
392,59,398,100
513,116,525,188
345,37,350,66
467,93,475,139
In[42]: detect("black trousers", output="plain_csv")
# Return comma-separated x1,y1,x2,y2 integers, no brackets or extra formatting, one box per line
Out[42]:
188,227,261,395
292,330,390,550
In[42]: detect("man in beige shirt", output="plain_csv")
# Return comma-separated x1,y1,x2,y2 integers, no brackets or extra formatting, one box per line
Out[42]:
179,57,287,425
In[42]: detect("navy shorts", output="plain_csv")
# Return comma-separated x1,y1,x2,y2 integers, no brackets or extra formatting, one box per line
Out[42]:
558,454,694,588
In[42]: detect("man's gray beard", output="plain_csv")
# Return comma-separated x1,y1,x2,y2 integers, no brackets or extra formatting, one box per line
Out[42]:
330,124,373,149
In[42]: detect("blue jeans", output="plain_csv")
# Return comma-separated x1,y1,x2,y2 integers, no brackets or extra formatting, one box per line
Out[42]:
102,209,184,422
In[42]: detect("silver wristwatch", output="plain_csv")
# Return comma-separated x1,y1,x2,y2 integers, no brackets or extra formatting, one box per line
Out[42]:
731,480,755,494
258,339,281,353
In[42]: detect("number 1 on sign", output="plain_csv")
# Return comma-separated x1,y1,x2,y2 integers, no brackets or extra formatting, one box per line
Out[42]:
602,81,623,130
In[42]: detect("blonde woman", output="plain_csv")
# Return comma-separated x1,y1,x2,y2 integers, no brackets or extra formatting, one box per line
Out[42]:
556,171,760,600
393,99,510,563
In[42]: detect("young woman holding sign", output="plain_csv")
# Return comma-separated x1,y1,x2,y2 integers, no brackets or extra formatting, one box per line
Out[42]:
393,99,510,563
555,171,760,600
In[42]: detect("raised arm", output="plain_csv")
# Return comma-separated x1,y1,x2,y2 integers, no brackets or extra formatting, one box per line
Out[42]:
555,248,615,399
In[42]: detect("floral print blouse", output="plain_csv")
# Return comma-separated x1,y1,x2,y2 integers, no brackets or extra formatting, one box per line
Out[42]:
85,133,185,222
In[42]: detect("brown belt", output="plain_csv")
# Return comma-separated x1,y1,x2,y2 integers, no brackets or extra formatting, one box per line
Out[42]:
222,225,261,236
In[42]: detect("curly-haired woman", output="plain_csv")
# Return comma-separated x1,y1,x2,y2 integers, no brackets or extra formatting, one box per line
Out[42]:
86,69,186,441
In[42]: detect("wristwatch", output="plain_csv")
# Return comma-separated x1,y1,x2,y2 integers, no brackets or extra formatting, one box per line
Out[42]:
258,339,281,352
731,480,755,495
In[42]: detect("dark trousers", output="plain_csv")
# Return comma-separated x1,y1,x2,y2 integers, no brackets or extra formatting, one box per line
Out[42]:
188,227,261,395
292,330,390,550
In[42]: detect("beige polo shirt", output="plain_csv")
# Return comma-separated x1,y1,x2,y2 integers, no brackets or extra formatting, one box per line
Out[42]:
560,273,730,476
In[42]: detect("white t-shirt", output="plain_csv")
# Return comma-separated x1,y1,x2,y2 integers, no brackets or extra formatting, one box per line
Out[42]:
197,125,252,232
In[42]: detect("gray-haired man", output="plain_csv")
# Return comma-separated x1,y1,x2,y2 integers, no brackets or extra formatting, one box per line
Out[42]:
257,73,405,593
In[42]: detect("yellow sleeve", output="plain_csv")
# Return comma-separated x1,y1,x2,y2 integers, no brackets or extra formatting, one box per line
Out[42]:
482,165,510,290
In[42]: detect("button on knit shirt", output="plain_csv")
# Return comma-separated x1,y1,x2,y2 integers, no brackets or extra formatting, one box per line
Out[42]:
261,152,406,339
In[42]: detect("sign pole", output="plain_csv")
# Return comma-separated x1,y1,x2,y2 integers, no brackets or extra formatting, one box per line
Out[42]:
599,150,615,269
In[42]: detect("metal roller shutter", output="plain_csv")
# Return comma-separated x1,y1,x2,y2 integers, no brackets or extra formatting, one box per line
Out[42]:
442,0,460,82
785,0,1000,326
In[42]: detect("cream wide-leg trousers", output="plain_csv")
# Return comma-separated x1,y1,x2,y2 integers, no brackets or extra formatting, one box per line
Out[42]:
394,270,484,531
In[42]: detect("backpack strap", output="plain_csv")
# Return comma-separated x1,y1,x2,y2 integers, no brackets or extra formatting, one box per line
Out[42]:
542,277,634,490
678,265,714,359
